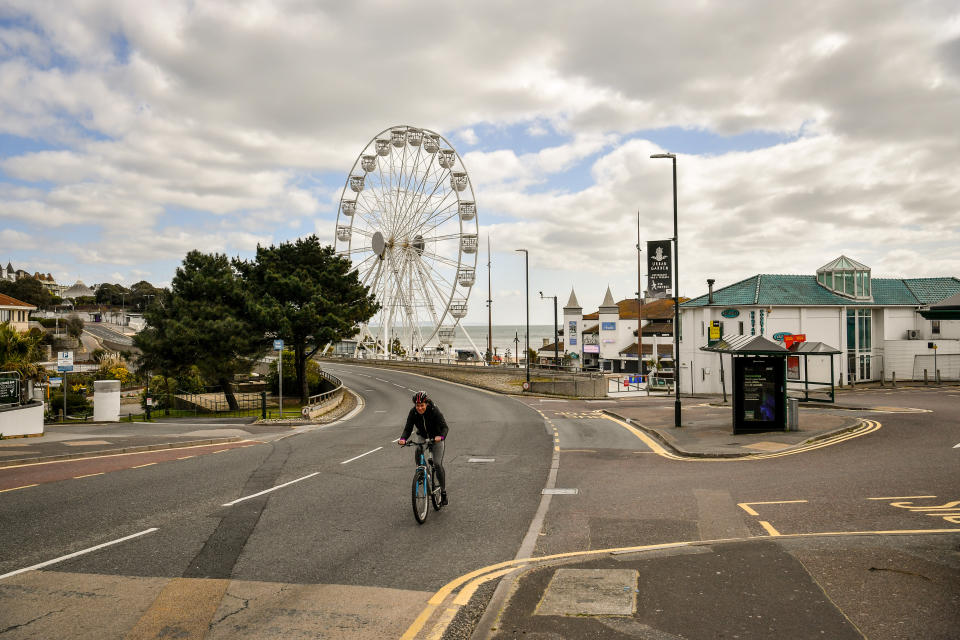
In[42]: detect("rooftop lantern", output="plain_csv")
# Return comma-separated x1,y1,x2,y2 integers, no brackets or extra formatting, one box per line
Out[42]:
391,127,407,147
458,267,476,287
450,300,468,319
407,128,423,146
816,255,872,300
375,138,391,156
424,134,441,154
438,327,455,344
461,234,478,254
450,171,468,192
349,175,365,192
458,201,476,221
438,149,456,169
361,155,377,172
341,200,356,217
336,225,352,242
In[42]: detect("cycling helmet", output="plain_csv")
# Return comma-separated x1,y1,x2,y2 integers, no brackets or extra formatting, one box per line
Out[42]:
412,391,429,404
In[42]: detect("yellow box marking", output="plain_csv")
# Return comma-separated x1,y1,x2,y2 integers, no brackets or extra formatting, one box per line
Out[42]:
759,521,781,536
738,500,808,516
868,495,937,500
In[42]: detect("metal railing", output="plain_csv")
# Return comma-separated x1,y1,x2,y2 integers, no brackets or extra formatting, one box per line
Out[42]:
307,370,344,406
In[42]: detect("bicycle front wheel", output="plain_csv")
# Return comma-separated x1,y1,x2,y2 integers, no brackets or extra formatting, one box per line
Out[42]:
412,467,429,524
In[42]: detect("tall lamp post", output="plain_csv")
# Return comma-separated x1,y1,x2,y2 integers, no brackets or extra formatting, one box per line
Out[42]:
539,291,558,370
515,249,530,384
650,152,681,428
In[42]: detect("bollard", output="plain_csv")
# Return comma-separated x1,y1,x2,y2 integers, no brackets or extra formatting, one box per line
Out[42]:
936,369,941,385
891,372,897,388
879,370,885,387
261,391,267,419
924,369,928,385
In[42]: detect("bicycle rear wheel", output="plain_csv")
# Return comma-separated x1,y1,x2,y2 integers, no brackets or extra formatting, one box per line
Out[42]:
430,466,443,511
412,467,429,524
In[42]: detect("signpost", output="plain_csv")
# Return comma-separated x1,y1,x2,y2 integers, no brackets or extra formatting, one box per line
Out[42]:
57,351,74,420
274,339,284,418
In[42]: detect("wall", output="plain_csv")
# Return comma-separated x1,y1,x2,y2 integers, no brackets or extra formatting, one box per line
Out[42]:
883,339,960,380
0,401,44,437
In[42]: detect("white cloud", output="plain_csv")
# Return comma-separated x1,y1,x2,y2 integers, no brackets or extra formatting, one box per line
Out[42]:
0,0,957,325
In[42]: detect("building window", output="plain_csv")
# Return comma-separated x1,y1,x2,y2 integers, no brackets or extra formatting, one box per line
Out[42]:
0,310,9,322
738,321,744,335
700,321,704,336
932,320,941,335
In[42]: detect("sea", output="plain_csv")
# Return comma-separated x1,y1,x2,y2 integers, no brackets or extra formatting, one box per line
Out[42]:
451,324,557,357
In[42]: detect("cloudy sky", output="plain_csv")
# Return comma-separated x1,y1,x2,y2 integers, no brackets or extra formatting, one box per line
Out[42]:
2,1,959,325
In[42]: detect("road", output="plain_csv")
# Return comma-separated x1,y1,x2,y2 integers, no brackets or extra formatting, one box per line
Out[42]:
1,371,957,639
0,365,551,638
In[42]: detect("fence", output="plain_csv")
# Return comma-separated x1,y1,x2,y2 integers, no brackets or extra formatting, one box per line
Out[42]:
912,353,960,382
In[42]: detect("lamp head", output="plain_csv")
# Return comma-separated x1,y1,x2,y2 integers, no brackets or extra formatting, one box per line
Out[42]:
650,153,676,159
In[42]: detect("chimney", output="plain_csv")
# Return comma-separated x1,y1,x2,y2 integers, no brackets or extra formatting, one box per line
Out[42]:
707,279,716,304
542,338,550,347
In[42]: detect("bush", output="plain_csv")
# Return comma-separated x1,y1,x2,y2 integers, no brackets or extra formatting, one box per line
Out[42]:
48,387,92,417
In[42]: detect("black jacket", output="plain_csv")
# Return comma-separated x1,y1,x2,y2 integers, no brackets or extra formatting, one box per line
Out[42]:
401,401,449,441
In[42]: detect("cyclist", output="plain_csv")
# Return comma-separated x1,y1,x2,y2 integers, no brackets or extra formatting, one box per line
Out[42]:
398,391,449,505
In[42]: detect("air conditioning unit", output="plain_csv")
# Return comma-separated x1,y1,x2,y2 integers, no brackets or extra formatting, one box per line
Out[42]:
906,329,920,340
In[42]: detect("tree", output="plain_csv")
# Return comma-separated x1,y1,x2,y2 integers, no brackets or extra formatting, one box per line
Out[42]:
65,315,85,347
135,252,265,410
0,277,52,309
0,322,45,382
235,236,379,403
96,283,131,306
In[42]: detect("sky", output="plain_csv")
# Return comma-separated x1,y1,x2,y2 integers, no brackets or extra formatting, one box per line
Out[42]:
2,1,959,326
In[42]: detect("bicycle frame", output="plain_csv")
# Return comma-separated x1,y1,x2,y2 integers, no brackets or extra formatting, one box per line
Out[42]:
403,437,442,522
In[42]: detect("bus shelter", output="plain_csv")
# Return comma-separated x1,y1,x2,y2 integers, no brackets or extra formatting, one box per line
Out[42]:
786,341,841,403
701,335,789,434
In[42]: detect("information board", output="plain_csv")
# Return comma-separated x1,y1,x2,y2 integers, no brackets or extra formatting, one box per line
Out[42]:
0,377,18,404
733,356,786,433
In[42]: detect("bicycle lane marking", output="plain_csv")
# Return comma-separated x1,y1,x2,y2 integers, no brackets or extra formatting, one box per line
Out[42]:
407,528,960,640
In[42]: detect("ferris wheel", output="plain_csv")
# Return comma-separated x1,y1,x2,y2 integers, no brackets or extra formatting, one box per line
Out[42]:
333,126,479,357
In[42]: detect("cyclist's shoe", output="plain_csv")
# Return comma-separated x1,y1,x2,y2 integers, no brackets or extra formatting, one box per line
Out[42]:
441,491,448,506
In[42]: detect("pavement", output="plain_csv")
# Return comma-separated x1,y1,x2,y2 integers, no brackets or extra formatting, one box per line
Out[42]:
603,394,864,458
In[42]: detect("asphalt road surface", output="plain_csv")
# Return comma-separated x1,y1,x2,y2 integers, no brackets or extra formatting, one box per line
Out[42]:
1,373,957,639
0,365,551,638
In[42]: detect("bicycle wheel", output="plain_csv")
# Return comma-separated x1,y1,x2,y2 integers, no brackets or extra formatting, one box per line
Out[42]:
412,467,429,524
430,466,443,511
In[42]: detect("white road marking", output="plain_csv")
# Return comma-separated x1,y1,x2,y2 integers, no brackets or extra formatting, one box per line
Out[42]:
954,443,960,449
222,472,320,506
540,399,568,403
375,378,389,382
375,410,387,413
341,447,383,465
0,528,158,581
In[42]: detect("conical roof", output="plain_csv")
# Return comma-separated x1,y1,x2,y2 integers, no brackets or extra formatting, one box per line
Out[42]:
599,286,619,314
563,288,581,312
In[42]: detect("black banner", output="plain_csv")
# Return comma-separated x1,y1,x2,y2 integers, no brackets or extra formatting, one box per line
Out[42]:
647,240,672,296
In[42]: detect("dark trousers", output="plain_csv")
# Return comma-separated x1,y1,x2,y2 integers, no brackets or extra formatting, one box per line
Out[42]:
428,440,446,493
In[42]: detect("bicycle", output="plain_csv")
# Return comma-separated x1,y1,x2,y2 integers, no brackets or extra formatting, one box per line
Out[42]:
401,437,444,523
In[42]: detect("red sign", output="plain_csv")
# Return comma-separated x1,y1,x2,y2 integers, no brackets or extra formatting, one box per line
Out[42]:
784,334,807,349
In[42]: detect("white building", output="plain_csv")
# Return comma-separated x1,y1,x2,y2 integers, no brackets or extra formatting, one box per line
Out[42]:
679,256,960,394
563,287,681,373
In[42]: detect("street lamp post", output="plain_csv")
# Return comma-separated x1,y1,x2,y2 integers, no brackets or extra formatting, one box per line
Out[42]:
515,249,530,384
539,292,558,370
650,152,681,428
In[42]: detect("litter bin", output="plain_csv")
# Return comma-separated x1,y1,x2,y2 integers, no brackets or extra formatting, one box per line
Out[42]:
786,398,799,431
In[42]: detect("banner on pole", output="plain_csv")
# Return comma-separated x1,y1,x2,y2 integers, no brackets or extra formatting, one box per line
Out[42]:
647,240,672,296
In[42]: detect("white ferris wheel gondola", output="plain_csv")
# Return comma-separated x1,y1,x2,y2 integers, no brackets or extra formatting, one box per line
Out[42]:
333,125,480,358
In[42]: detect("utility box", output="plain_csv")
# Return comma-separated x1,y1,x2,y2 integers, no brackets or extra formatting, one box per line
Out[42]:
93,380,121,422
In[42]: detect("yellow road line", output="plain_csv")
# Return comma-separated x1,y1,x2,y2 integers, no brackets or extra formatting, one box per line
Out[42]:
453,567,517,606
867,495,936,500
738,500,808,516
0,483,37,493
403,528,960,639
425,608,459,640
131,462,156,469
759,521,781,536
177,456,195,460
0,440,258,470
74,472,105,479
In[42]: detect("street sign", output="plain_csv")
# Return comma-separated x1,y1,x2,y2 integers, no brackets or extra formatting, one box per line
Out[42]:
273,339,284,351
49,377,63,387
57,351,74,372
